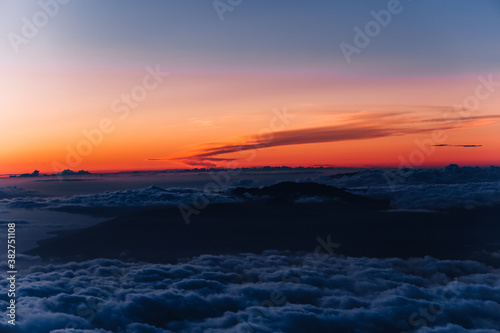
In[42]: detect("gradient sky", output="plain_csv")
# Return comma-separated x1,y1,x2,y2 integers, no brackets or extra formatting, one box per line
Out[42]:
1,0,500,174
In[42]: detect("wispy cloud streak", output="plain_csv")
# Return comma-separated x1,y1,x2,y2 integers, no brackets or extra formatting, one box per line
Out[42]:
156,110,499,167
433,144,482,148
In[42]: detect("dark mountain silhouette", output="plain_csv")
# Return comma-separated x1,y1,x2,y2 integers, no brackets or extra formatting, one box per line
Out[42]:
27,182,500,266
231,181,387,207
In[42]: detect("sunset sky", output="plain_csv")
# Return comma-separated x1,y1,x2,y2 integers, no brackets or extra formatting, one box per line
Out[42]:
1,0,500,174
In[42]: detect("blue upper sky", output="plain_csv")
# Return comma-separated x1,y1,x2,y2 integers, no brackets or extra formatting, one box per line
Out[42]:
1,0,499,76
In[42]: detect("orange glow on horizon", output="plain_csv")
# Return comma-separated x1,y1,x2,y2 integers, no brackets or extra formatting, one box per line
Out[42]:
2,69,500,175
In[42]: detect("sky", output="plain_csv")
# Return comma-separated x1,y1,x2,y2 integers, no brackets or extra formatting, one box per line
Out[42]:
1,0,500,174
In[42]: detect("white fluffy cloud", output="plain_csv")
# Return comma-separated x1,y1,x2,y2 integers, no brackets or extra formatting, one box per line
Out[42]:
318,165,500,210
319,165,500,187
0,254,499,333
4,165,500,214
2,186,236,216
356,181,500,210
0,186,39,199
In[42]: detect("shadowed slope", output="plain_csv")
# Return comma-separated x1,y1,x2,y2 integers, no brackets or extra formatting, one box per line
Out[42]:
27,182,500,265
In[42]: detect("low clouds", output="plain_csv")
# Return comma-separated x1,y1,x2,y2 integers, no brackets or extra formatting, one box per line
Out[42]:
4,165,500,214
3,185,235,217
318,165,500,210
320,164,500,187
0,254,499,332
364,182,500,210
0,220,29,226
0,186,39,199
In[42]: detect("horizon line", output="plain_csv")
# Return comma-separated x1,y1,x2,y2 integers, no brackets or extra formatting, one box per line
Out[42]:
3,162,500,178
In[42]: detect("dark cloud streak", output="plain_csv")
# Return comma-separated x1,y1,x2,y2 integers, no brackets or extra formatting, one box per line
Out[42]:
171,118,492,166
434,144,483,148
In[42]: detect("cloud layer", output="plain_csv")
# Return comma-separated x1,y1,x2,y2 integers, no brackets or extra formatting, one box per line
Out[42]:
4,165,500,214
0,254,499,333
320,164,500,187
0,186,39,199
2,185,235,216
317,164,500,210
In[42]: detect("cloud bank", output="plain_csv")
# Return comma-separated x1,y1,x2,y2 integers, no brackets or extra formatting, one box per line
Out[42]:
0,186,39,199
4,165,500,214
320,164,500,187
0,254,499,333
315,165,500,210
2,185,236,216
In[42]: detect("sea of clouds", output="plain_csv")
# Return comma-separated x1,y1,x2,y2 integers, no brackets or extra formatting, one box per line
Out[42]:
318,165,500,187
1,165,500,332
315,164,500,210
2,165,500,213
1,253,499,333
1,186,237,217
0,186,39,200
